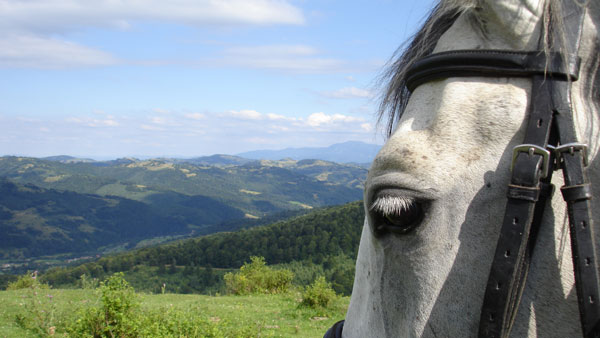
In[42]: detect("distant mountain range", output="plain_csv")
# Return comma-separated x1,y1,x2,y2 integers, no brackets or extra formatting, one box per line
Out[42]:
42,155,96,163
0,155,366,260
38,141,382,166
0,141,375,261
236,141,381,164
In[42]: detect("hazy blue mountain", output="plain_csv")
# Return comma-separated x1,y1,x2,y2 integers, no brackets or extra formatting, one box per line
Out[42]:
42,155,96,163
0,156,364,217
164,154,253,167
236,141,381,164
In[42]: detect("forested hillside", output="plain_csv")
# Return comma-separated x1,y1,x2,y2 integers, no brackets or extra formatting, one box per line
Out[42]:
40,201,365,295
0,178,243,259
0,156,365,261
139,200,364,268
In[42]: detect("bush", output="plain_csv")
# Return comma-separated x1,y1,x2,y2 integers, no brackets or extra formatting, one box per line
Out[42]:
135,308,256,337
224,256,294,295
301,276,337,308
0,274,18,290
67,273,258,337
68,272,141,337
6,271,50,290
78,273,99,290
12,272,57,336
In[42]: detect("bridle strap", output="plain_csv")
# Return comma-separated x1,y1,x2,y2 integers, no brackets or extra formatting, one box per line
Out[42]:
478,74,558,338
406,50,579,92
554,81,600,338
477,1,599,337
323,319,344,338
478,73,558,338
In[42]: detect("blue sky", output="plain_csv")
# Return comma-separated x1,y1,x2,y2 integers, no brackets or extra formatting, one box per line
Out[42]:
0,0,435,159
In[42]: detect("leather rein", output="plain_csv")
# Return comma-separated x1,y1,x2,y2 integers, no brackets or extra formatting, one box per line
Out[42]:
325,1,599,337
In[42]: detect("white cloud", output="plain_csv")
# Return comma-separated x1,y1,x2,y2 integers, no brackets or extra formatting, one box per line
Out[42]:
140,124,164,131
270,125,290,131
94,119,119,127
0,108,380,157
245,136,275,144
184,113,206,120
360,123,373,132
218,44,345,73
228,109,263,120
227,45,317,57
320,87,373,99
224,109,299,122
0,0,304,69
306,112,363,127
152,108,171,114
148,115,183,127
150,116,168,125
0,34,117,69
266,113,294,121
0,0,305,34
65,116,119,127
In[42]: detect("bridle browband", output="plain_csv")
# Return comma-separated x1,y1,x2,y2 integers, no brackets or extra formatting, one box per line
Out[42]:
325,1,599,338
405,50,580,92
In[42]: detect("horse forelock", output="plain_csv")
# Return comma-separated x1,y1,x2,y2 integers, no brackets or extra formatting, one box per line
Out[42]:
378,0,600,143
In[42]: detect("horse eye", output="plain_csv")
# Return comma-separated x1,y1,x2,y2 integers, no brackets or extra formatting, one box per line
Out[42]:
371,196,424,235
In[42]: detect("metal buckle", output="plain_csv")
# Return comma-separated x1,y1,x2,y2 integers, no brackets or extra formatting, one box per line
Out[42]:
511,144,551,178
555,143,589,167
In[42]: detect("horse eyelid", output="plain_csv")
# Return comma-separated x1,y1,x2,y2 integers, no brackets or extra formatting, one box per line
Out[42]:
370,195,416,216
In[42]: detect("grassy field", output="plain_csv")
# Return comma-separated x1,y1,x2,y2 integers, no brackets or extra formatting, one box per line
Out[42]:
0,288,348,337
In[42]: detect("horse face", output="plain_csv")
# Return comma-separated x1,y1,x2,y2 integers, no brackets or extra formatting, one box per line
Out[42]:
343,2,596,337
348,77,532,338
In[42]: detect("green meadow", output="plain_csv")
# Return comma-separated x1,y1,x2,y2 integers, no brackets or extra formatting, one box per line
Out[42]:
0,288,348,337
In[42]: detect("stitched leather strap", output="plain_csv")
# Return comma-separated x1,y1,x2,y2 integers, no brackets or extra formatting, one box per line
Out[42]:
405,50,580,92
478,74,556,338
549,0,600,335
507,184,541,202
554,82,600,338
479,0,594,337
323,320,344,338
561,183,592,202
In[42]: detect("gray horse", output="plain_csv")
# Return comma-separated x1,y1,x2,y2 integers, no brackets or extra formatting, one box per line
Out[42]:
330,0,600,337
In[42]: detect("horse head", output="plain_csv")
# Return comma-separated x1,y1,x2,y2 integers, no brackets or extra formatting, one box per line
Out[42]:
339,0,600,337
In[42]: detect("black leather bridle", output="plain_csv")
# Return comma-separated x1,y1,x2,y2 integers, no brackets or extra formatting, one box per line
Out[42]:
325,1,599,337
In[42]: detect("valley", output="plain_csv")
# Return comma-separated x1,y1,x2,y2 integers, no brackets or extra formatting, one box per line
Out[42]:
0,153,367,273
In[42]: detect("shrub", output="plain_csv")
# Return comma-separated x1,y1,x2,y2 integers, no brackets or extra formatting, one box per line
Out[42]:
224,256,294,295
12,272,57,336
68,272,141,337
6,271,50,290
67,273,258,337
301,276,337,308
0,274,18,290
78,273,99,290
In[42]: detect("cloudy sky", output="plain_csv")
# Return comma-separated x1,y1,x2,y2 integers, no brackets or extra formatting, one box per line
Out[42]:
0,0,435,159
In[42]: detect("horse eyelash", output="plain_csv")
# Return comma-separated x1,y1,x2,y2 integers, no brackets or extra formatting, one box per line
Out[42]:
370,195,415,216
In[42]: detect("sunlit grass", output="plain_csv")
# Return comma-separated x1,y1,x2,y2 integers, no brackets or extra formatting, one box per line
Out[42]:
0,289,348,337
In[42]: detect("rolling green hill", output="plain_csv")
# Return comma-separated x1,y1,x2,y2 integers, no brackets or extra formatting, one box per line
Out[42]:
40,201,365,294
0,178,244,259
0,156,365,217
0,156,365,263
